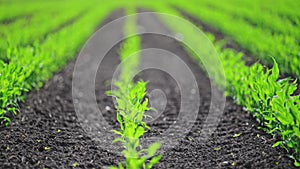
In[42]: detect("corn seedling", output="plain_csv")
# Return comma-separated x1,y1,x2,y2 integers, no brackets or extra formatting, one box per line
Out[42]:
107,7,161,169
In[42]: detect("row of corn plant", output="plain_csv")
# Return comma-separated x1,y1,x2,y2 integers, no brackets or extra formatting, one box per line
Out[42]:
0,1,120,126
0,1,60,22
190,0,300,40
135,3,300,166
169,0,300,77
0,1,90,60
216,40,300,166
226,0,300,24
107,7,162,169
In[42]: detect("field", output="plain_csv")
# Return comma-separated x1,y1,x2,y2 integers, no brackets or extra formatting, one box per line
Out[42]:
0,0,299,168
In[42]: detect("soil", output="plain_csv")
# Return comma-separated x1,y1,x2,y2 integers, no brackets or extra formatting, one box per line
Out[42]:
0,10,296,169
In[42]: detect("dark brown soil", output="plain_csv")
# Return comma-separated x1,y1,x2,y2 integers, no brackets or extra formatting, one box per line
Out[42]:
0,10,296,169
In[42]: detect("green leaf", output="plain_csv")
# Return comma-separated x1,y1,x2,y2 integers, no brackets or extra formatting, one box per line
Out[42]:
294,160,300,167
134,126,144,138
272,141,281,148
140,121,150,130
287,141,294,148
106,90,113,96
148,142,161,156
112,138,125,144
147,155,162,169
293,126,300,138
111,130,123,136
269,58,279,82
116,113,124,131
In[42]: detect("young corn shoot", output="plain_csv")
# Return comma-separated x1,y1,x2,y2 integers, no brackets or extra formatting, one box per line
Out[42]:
108,81,162,169
107,7,161,169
